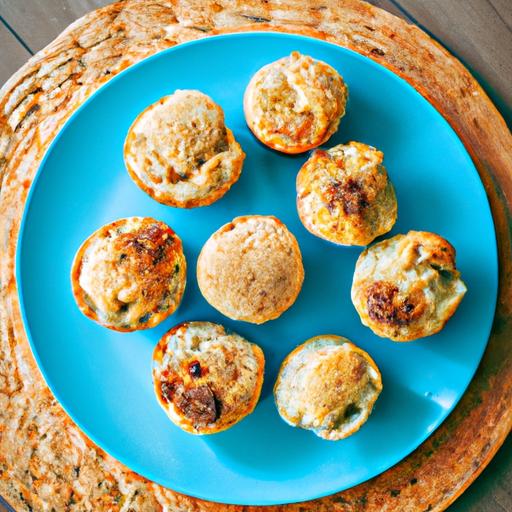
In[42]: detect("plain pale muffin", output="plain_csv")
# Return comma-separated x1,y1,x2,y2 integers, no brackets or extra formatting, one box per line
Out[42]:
297,141,397,246
244,52,348,154
152,321,265,434
124,90,245,208
351,231,467,341
274,335,382,440
197,215,304,324
71,217,186,331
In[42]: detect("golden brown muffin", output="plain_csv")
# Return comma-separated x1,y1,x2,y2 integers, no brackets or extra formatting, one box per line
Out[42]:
351,231,467,341
197,215,304,324
274,335,382,440
71,217,186,331
124,90,245,208
296,142,397,246
244,52,348,154
152,321,265,434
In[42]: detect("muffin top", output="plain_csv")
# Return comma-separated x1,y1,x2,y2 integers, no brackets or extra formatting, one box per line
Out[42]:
297,142,397,246
124,90,245,208
152,321,265,434
244,52,347,154
274,335,382,440
197,215,304,324
71,217,186,331
351,231,467,341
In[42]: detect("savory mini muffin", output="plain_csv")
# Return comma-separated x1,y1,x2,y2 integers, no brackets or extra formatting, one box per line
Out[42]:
197,215,304,324
71,217,186,331
296,142,397,246
244,52,348,154
274,335,382,440
152,321,265,434
124,90,245,208
351,231,467,341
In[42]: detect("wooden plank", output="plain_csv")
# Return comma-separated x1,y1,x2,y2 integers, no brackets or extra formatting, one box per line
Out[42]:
393,0,512,124
365,0,411,20
0,22,31,87
448,436,512,512
489,0,512,27
0,0,110,52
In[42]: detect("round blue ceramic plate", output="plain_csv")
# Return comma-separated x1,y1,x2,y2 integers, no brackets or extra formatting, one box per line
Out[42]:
17,33,497,505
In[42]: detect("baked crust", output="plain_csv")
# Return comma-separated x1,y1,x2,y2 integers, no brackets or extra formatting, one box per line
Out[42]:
71,217,186,331
197,215,304,324
244,51,347,154
274,335,382,440
351,231,467,341
124,90,245,208
297,142,397,246
152,321,265,434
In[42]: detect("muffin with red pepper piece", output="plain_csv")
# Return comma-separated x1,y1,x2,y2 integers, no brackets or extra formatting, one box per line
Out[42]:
297,141,397,246
71,217,186,331
244,52,348,154
197,215,304,324
351,231,467,341
152,321,265,434
124,90,245,208
274,335,382,440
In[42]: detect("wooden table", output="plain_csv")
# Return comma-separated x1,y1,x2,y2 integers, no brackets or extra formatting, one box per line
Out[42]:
0,1,510,511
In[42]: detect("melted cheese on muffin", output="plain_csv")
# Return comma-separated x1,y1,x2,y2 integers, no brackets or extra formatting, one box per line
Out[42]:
71,217,186,331
152,321,265,434
274,335,382,440
351,231,467,341
297,141,397,246
244,52,348,153
124,90,245,207
196,215,304,324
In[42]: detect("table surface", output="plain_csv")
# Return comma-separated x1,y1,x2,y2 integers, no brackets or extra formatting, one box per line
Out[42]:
0,1,510,511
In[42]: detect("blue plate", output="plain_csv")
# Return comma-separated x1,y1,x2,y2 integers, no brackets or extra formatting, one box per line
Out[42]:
17,33,497,505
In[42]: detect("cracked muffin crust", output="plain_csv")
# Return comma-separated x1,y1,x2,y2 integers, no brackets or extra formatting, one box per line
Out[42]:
297,141,397,246
244,52,348,154
274,335,382,440
197,215,304,324
152,321,265,434
124,90,245,208
351,231,467,341
71,217,186,331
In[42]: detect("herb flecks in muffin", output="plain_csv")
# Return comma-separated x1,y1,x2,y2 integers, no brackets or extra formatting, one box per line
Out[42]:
351,231,467,341
244,52,348,153
152,322,265,434
71,217,186,331
297,142,397,246
124,90,245,208
274,335,382,440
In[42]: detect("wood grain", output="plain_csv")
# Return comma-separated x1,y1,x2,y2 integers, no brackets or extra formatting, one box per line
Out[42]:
2,0,510,118
0,1,510,511
0,23,31,86
0,0,412,54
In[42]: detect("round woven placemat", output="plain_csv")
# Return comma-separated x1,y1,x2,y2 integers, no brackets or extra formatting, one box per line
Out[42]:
0,1,510,510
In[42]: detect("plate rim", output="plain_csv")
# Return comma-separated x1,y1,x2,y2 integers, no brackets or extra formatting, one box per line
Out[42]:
15,31,499,505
